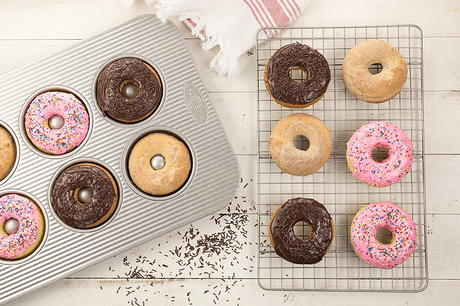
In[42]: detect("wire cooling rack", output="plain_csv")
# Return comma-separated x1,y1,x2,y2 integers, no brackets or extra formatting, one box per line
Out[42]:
256,25,427,292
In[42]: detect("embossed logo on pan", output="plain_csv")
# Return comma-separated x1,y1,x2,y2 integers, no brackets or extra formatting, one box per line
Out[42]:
184,82,208,124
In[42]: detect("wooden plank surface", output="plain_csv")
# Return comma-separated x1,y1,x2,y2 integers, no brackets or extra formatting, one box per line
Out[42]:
9,279,460,306
0,0,459,305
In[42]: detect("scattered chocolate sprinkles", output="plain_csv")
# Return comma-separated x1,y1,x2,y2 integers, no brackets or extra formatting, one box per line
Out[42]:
110,178,256,305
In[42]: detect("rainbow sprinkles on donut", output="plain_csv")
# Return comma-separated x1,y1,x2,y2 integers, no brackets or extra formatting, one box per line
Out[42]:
0,194,45,260
24,91,89,155
346,121,414,187
351,202,417,269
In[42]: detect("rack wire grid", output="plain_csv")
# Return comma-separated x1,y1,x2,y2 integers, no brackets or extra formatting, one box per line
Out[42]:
256,25,427,292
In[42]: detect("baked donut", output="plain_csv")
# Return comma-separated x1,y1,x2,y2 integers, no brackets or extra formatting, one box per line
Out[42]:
346,121,413,187
269,198,334,264
128,133,191,196
351,202,417,269
269,113,332,176
24,91,89,155
342,39,407,103
0,194,45,260
96,57,162,123
264,42,331,108
51,163,119,229
0,126,16,181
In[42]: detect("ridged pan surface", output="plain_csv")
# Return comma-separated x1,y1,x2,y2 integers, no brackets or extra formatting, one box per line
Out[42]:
0,14,240,304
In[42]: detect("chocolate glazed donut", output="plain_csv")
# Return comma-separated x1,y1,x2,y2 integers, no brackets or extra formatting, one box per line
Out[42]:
269,198,334,264
264,42,331,108
96,57,162,123
51,163,118,229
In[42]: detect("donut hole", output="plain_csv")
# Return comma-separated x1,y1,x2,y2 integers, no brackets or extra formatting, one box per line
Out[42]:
293,135,310,151
376,227,394,245
150,154,166,171
371,146,390,163
289,65,308,84
46,115,64,130
3,218,19,235
368,63,383,75
75,187,92,205
293,221,312,240
120,80,139,99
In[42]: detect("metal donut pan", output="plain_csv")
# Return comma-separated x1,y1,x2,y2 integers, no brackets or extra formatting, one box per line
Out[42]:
0,14,240,305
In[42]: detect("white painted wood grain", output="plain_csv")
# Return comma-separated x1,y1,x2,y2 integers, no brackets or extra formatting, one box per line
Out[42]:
8,278,460,306
425,155,460,214
294,0,460,38
0,40,74,74
211,93,258,155
427,214,460,280
425,91,460,154
424,38,460,91
1,0,459,40
0,1,159,40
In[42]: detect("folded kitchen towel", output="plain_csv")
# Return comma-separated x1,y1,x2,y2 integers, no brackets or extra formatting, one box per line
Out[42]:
123,0,312,76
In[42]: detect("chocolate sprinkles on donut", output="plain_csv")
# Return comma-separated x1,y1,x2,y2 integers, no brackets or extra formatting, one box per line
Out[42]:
51,163,118,229
96,57,162,123
269,198,334,264
264,42,331,108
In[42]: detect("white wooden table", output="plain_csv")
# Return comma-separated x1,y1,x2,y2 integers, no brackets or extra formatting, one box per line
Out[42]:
1,0,459,305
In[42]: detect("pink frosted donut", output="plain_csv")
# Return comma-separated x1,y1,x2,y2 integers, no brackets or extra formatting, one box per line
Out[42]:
351,202,417,269
0,194,45,260
346,121,413,187
25,91,89,155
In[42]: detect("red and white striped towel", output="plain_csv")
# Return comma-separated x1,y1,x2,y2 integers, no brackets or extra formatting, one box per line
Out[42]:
123,0,311,75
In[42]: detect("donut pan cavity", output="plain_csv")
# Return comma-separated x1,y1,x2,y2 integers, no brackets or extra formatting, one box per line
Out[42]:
0,190,49,266
0,15,239,304
20,85,94,159
121,126,197,201
92,54,166,127
47,158,123,234
256,25,426,292
0,121,20,187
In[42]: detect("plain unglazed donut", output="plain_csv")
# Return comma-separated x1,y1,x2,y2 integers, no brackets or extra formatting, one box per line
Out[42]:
269,113,332,176
0,126,16,181
342,39,407,103
128,133,191,196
